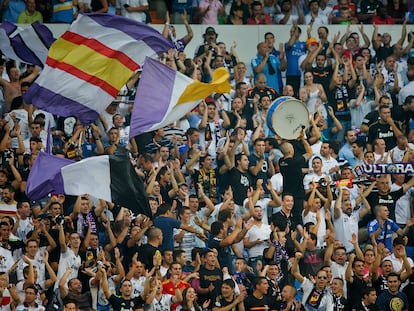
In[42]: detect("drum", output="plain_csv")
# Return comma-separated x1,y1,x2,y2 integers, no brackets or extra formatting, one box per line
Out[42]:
266,96,310,140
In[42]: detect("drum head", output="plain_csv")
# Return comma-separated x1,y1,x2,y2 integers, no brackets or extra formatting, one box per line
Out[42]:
269,97,309,140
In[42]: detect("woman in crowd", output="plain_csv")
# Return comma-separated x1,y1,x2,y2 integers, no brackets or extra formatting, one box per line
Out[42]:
299,71,327,118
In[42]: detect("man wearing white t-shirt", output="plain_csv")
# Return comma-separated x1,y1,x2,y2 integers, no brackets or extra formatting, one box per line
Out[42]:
243,205,272,270
391,174,414,227
55,226,81,290
305,0,329,25
331,187,371,253
116,0,148,23
243,206,271,269
384,236,414,276
390,135,414,163
303,156,328,193
243,179,281,225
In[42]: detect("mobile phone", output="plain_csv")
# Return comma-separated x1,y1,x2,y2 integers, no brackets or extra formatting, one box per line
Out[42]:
123,4,130,8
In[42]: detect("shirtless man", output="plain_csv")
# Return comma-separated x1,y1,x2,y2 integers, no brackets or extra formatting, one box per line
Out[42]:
0,62,39,111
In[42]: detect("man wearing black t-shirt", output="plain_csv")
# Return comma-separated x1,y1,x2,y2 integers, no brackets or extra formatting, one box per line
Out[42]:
198,249,223,307
213,279,245,311
360,95,391,134
279,134,313,224
137,227,163,271
101,268,144,311
352,287,378,311
227,153,252,207
311,53,332,95
244,277,277,311
367,105,403,152
270,193,296,257
372,25,403,63
345,255,368,308
376,273,409,311
365,175,414,224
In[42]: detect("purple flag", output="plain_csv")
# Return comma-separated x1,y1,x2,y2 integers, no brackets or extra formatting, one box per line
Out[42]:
23,14,173,125
129,58,230,137
0,21,55,67
26,152,74,200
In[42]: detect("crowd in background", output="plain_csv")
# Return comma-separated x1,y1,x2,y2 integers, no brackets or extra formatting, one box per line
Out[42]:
1,0,414,25
0,0,414,310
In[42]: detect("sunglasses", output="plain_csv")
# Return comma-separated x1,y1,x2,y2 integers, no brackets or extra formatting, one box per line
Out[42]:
317,276,327,280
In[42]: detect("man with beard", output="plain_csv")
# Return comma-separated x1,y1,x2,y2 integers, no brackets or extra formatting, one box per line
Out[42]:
311,53,332,96
338,129,357,167
274,0,304,25
350,140,365,168
292,253,333,311
0,186,17,218
249,138,275,191
227,153,252,210
332,187,371,253
244,206,271,271
376,273,409,311
194,27,218,58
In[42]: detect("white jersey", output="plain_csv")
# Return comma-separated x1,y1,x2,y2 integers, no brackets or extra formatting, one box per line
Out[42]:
55,248,81,289
330,206,360,253
245,223,271,258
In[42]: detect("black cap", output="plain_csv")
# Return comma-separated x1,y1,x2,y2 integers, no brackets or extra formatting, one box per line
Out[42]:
205,27,217,35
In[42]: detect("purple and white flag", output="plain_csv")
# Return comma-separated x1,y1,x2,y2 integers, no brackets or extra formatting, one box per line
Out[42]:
0,21,56,67
23,14,173,125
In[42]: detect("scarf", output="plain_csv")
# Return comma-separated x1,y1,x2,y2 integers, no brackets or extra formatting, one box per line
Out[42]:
77,212,97,238
305,286,325,310
197,168,217,204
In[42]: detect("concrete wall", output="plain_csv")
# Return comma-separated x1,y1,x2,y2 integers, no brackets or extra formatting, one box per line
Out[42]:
38,23,414,73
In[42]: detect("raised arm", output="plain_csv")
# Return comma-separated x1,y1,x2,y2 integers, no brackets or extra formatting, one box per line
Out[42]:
358,24,370,48
345,253,355,283
371,24,381,50
58,267,72,299
100,267,111,299
329,53,340,91
291,252,305,284
287,23,299,49
334,187,343,219
43,250,58,289
59,224,67,253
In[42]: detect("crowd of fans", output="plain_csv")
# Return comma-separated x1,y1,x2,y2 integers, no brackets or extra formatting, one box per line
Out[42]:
1,0,414,310
1,0,414,25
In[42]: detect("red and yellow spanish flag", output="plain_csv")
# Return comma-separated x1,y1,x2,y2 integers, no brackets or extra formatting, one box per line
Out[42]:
23,14,173,124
